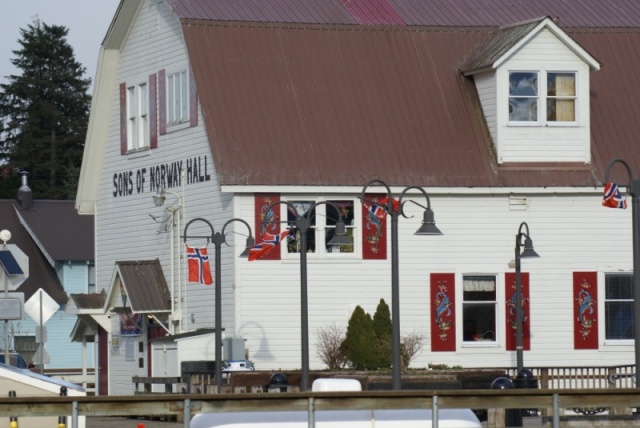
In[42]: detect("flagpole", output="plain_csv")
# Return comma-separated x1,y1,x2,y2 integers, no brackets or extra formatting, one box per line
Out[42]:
183,217,254,393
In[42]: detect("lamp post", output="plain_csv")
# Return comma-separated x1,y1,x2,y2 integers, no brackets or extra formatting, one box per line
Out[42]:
183,217,254,393
514,222,539,374
604,158,640,387
262,201,351,391
360,179,442,390
153,187,183,334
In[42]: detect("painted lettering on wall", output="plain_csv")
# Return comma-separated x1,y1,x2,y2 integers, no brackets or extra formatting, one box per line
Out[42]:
112,155,212,198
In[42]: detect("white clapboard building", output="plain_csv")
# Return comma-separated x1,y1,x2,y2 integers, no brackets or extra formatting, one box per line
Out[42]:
75,0,640,394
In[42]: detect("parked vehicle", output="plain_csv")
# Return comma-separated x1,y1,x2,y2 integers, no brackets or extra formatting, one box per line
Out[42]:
0,351,31,369
222,360,255,372
190,378,482,428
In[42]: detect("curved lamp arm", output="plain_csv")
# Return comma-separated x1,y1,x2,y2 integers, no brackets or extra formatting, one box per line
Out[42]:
221,218,255,250
604,158,633,188
360,178,395,215
182,217,215,243
516,221,539,258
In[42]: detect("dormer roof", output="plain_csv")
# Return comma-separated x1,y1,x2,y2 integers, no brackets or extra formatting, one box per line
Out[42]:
462,17,601,75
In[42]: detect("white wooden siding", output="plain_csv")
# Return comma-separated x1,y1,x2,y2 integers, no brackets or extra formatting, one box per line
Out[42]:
495,28,591,164
95,0,235,394
473,71,497,149
234,192,633,371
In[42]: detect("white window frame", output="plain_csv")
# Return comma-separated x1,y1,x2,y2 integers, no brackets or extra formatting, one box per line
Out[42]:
281,197,358,259
508,70,577,127
603,272,634,344
167,70,189,126
126,81,149,151
460,273,500,349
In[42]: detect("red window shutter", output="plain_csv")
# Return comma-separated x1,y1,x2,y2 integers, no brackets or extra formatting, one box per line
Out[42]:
119,82,127,155
254,194,281,260
361,194,387,259
505,272,531,351
431,273,456,352
190,67,198,127
573,272,598,349
149,73,158,149
158,69,167,136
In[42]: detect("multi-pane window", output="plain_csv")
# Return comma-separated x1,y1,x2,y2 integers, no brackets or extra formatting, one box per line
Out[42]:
285,200,355,255
167,70,188,124
605,274,633,340
462,275,497,342
127,82,148,150
547,72,576,122
509,71,576,123
509,72,538,122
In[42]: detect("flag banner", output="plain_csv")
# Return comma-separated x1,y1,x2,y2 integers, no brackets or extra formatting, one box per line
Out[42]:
362,194,389,259
254,194,281,260
186,246,213,285
248,230,290,261
505,272,530,351
573,272,598,349
602,182,627,209
430,273,456,351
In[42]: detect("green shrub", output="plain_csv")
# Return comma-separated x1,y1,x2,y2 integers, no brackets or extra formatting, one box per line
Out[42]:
345,305,379,370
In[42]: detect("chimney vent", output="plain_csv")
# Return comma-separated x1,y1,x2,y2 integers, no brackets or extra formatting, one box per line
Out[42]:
17,171,33,209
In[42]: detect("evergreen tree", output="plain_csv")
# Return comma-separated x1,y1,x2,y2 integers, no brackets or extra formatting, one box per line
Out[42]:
345,305,379,370
0,18,91,199
373,299,392,368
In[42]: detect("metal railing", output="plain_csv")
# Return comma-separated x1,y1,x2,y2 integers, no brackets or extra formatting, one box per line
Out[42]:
2,389,640,428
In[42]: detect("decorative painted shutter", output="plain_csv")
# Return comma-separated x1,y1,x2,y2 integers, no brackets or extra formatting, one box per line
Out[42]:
430,273,456,351
190,67,198,127
254,194,281,260
158,69,167,136
505,272,531,351
119,82,127,155
361,194,387,259
573,272,598,349
149,73,158,149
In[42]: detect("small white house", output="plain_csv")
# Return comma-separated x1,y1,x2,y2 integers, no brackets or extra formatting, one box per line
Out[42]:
75,0,640,394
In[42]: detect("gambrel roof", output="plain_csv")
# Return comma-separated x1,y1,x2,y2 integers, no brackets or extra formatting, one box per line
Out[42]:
77,0,640,213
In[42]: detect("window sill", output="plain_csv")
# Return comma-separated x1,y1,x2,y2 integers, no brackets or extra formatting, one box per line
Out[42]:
461,341,499,348
166,120,191,133
125,147,151,158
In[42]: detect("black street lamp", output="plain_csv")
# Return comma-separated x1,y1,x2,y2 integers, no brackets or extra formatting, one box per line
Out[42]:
182,217,254,393
262,201,351,391
360,179,442,390
514,222,539,374
604,158,640,387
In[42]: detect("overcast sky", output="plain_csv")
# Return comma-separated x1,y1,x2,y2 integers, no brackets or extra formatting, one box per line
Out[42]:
1,0,121,90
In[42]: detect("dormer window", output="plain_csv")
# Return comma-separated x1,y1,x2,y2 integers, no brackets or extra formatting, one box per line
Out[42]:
509,71,576,125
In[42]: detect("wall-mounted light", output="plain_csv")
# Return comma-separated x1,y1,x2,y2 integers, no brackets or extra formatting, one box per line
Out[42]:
153,188,167,207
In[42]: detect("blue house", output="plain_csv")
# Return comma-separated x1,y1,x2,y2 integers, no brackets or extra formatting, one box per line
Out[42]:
2,174,95,370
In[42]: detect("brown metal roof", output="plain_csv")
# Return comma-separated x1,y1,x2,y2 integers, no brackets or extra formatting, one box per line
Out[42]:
0,201,67,305
116,260,171,313
168,0,640,27
174,1,640,188
68,290,106,310
15,200,94,262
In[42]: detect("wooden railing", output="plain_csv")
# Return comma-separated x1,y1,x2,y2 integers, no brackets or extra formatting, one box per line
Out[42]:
504,364,636,389
1,389,640,428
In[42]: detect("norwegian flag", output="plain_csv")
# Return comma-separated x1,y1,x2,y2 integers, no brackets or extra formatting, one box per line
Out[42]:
366,201,387,219
248,230,291,261
186,246,213,285
602,182,628,209
365,197,400,218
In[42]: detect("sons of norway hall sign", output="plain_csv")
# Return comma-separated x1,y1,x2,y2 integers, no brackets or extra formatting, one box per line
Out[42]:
112,155,212,198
